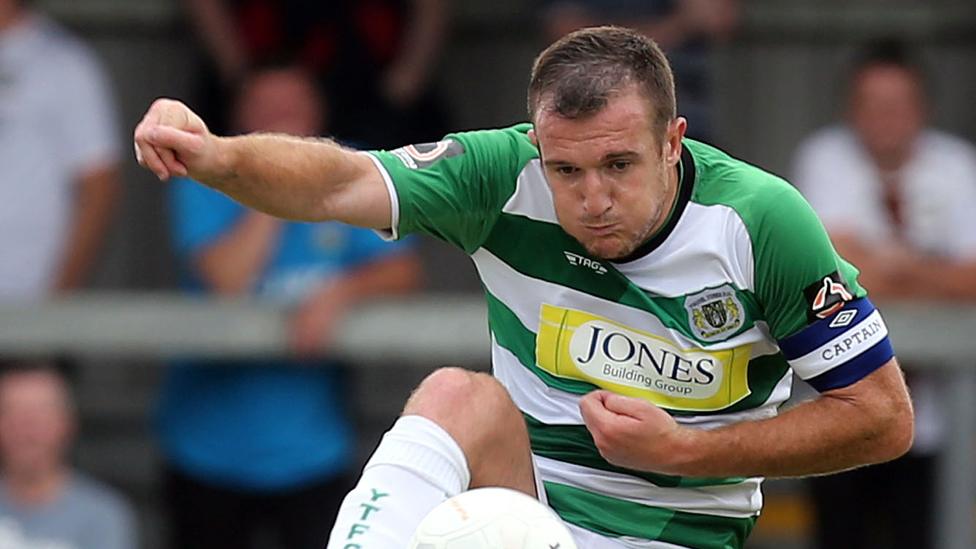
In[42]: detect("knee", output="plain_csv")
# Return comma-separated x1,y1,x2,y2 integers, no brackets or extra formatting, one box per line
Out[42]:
403,367,523,438
403,367,535,490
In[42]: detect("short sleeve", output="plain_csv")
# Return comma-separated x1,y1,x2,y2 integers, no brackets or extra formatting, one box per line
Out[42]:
753,185,894,392
365,125,536,253
54,45,120,175
168,178,243,257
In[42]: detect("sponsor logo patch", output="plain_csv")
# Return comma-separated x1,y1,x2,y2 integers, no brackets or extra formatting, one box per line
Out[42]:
563,251,607,274
390,140,465,169
804,272,854,321
535,304,752,412
684,285,745,342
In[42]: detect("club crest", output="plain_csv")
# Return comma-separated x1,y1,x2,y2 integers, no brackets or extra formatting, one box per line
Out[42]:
685,286,744,342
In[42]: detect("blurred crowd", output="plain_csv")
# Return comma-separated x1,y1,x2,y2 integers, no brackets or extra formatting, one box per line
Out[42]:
1,0,974,548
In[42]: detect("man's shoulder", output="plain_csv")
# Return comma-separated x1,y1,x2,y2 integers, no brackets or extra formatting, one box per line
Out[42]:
684,139,824,253
685,138,787,183
446,123,539,163
685,139,797,214
794,126,859,160
25,15,103,71
64,474,134,523
791,125,876,199
918,129,976,165
382,123,538,179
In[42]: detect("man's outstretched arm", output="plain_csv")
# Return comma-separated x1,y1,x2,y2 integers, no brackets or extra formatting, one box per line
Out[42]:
133,99,392,228
581,358,914,478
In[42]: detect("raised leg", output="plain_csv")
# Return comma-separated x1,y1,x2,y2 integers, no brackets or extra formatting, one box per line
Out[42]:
326,367,536,548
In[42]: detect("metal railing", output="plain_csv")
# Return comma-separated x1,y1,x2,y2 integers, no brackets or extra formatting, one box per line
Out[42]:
1,293,972,548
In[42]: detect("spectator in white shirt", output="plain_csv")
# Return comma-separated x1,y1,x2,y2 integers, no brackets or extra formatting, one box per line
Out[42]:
0,0,121,300
792,39,976,549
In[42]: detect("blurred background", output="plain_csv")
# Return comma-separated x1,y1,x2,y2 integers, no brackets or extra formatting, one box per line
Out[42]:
1,0,975,548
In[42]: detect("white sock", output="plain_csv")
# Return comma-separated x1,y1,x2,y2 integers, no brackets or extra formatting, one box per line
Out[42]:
327,415,471,548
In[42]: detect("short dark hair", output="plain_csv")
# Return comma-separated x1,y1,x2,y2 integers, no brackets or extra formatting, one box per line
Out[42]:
846,38,929,102
850,38,925,83
528,26,676,135
0,357,75,411
0,357,70,381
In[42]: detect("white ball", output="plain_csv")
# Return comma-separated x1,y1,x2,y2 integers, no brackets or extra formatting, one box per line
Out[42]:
408,487,578,549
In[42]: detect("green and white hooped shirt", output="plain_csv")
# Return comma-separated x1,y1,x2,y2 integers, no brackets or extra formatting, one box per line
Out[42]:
365,124,895,549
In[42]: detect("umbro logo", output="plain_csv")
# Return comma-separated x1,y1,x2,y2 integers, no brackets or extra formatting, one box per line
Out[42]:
829,309,858,328
564,251,607,274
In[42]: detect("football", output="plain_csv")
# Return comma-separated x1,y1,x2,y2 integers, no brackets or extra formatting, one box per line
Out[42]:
408,487,578,549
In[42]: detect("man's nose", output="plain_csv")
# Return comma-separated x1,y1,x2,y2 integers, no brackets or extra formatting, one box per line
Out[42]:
580,173,612,217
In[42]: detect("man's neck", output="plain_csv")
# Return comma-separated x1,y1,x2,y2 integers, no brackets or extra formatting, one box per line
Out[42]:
612,161,683,262
648,162,682,237
868,139,917,174
874,151,910,174
3,468,68,507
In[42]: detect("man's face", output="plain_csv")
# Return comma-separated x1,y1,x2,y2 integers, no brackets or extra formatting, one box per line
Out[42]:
236,68,324,136
849,64,925,159
0,371,72,477
533,88,685,260
0,0,25,27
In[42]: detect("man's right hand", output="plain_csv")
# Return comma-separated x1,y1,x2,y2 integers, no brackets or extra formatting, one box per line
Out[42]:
133,99,222,181
133,97,393,228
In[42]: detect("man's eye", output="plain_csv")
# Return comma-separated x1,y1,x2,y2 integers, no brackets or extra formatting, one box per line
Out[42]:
610,160,631,171
556,166,577,176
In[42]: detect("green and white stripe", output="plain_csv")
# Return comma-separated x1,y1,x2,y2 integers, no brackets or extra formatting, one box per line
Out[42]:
544,481,757,549
469,158,792,544
501,158,558,223
613,202,755,298
367,129,866,547
534,456,761,516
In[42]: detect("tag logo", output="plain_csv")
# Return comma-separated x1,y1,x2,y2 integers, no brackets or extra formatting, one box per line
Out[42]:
563,251,607,274
391,140,464,169
684,286,745,342
804,273,853,321
536,304,752,412
829,309,858,328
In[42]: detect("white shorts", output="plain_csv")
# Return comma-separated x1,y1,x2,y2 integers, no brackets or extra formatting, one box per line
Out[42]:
532,455,692,549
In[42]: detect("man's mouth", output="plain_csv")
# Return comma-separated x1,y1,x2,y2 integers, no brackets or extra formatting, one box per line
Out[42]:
584,222,617,235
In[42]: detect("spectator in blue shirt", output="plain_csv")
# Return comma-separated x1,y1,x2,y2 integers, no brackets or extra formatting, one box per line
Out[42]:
158,64,422,549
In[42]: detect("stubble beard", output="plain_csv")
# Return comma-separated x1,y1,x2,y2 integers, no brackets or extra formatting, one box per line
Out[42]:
582,178,674,261
582,202,665,262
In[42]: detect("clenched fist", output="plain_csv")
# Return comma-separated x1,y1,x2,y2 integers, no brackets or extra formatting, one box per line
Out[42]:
579,390,697,474
133,99,221,181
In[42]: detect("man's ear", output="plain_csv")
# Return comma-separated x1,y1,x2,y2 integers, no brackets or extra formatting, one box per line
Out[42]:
528,129,538,147
665,117,687,166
